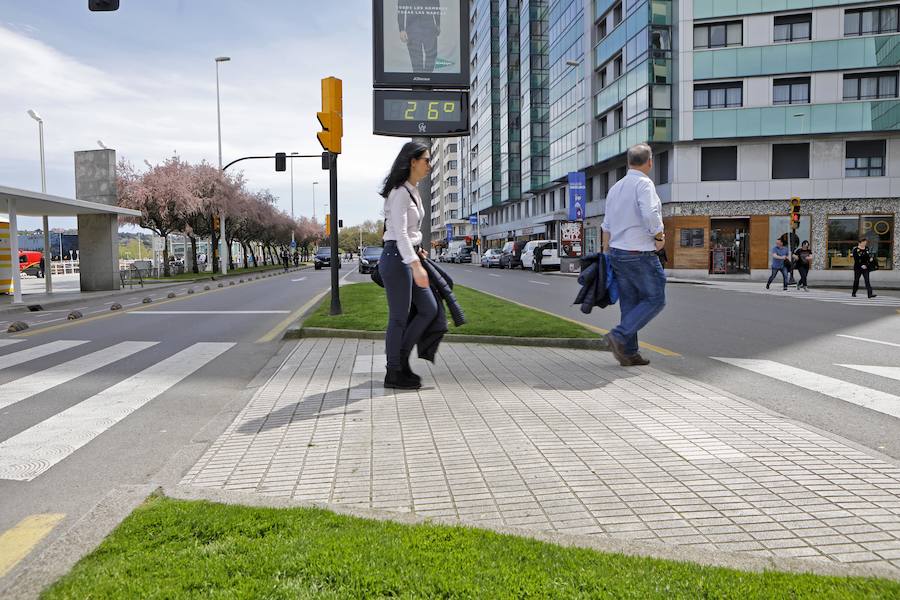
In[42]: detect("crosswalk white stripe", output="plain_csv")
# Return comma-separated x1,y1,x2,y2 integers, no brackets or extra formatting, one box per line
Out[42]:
0,340,23,348
0,342,234,481
0,341,157,412
838,364,900,383
836,334,900,349
712,357,900,419
0,341,89,372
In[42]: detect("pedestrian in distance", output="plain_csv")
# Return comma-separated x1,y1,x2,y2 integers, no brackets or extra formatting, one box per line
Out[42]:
377,141,437,390
281,248,290,272
600,143,666,367
794,240,812,291
766,238,790,291
292,250,299,267
533,242,545,273
851,237,877,298
38,256,45,279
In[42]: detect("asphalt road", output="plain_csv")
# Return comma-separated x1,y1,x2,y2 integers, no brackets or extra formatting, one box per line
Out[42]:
438,261,900,461
0,264,353,590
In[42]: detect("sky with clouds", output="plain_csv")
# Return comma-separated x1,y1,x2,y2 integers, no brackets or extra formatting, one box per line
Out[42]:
1,0,406,232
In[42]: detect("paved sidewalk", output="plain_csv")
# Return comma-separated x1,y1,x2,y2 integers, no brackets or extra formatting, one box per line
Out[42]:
182,338,900,577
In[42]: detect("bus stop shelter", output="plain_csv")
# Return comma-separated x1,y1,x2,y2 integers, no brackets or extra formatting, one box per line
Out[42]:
1,184,141,305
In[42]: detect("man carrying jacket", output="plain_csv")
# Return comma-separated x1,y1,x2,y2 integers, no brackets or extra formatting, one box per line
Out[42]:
601,143,666,367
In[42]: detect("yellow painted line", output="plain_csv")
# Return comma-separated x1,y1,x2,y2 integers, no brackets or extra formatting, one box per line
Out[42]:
470,286,681,357
256,289,329,343
0,513,66,578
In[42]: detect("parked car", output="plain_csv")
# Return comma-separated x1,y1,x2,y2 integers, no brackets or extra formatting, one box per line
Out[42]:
480,248,503,268
520,240,560,271
499,240,526,269
437,250,450,262
453,246,474,263
314,247,340,270
358,246,383,274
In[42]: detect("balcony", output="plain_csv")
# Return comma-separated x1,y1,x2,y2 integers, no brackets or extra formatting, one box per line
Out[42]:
594,116,672,163
694,34,900,80
693,100,900,139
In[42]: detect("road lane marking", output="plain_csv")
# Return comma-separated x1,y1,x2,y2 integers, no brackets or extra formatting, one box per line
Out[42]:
0,342,234,481
528,280,551,286
0,340,23,348
129,310,291,315
0,340,88,371
256,269,354,343
292,277,307,282
712,357,900,419
838,364,900,383
0,513,66,577
0,341,157,411
836,334,900,349
489,273,501,278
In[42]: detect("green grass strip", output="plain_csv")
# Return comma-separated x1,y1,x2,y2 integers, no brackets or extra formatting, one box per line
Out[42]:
43,496,899,599
303,282,599,339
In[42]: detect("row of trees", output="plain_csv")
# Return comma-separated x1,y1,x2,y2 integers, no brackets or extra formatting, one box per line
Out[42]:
116,157,325,276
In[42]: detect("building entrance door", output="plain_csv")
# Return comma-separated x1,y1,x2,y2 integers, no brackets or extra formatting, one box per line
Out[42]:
710,218,750,274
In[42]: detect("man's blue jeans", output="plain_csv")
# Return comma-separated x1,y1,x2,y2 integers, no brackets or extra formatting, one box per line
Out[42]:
608,248,667,356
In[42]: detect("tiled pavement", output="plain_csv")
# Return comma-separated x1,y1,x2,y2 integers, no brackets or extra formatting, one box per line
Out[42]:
182,338,900,575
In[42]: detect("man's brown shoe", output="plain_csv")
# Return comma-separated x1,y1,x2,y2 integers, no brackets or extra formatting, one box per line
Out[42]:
605,334,631,366
627,353,650,366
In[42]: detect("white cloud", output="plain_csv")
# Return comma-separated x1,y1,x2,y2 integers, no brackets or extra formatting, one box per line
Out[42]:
0,19,407,231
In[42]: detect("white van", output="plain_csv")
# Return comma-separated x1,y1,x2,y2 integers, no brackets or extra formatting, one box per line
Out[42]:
520,240,560,271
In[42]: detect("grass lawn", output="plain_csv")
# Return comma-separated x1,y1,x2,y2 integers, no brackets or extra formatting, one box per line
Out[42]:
42,495,900,599
303,282,599,339
142,264,304,283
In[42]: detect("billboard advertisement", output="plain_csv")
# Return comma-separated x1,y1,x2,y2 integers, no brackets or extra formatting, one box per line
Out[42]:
559,221,584,258
373,0,469,88
567,171,585,221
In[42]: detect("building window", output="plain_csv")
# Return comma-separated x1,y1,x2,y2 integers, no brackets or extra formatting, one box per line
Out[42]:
774,13,811,42
773,77,810,105
614,107,624,129
448,144,458,153
845,140,886,177
616,166,627,180
845,5,900,36
694,82,742,109
701,146,737,181
827,215,894,269
598,18,607,40
549,191,555,212
680,228,705,248
693,21,742,49
654,151,669,185
599,68,608,89
613,3,622,26
843,72,899,100
599,115,608,137
447,160,458,170
600,172,609,197
772,143,810,179
614,55,623,78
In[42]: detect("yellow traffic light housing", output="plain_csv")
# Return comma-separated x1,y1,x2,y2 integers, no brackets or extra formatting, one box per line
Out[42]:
317,77,343,154
325,214,331,232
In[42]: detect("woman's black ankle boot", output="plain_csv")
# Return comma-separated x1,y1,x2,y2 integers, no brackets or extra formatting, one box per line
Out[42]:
384,368,421,390
402,356,422,385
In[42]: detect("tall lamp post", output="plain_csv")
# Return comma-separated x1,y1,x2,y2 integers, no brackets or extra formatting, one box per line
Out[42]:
312,181,319,221
27,109,52,293
215,56,230,275
290,151,298,247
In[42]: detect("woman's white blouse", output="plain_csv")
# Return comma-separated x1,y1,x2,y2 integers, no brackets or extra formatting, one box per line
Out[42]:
383,182,425,264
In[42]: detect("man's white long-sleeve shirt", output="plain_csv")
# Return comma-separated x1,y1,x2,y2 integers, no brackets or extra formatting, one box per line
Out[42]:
600,169,664,252
383,182,425,264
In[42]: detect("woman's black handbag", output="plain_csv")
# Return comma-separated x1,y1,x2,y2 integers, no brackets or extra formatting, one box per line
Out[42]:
371,264,384,287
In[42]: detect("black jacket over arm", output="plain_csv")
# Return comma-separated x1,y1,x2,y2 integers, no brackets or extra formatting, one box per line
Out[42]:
573,253,612,313
407,258,466,362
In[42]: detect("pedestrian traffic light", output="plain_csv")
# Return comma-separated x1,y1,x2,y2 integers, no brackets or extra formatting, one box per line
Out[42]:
317,77,343,154
338,219,343,228
89,0,119,10
275,152,286,172
790,197,801,230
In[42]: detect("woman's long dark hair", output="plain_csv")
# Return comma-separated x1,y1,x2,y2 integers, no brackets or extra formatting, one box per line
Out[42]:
379,141,429,198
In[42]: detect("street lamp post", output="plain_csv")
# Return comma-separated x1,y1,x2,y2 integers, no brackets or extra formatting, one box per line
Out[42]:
312,181,319,221
290,151,298,247
215,56,230,275
27,109,52,294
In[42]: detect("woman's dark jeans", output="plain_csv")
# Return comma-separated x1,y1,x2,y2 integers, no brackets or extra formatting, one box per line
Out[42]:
852,268,874,297
797,265,809,287
379,241,438,370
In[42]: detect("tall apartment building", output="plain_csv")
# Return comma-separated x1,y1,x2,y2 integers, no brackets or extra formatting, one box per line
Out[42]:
462,0,898,280
429,138,466,245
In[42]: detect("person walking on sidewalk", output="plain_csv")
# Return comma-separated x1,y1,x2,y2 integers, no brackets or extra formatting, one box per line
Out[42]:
794,240,812,291
378,141,437,390
851,237,877,298
600,143,665,367
766,239,790,291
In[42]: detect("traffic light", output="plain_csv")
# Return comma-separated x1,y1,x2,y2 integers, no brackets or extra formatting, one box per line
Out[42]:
317,77,343,154
89,0,119,10
338,219,343,228
275,152,286,172
325,214,331,232
790,197,801,230
213,215,220,230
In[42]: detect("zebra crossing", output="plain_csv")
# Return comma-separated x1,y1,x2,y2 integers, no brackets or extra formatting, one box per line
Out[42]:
0,338,234,482
706,281,900,307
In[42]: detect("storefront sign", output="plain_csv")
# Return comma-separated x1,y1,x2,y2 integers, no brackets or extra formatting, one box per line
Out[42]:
567,172,586,221
559,220,583,258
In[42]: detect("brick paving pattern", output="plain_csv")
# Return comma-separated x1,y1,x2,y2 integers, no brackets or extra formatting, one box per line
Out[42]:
182,338,900,573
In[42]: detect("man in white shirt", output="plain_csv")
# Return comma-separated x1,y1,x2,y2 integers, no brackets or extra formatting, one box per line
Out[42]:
600,143,666,366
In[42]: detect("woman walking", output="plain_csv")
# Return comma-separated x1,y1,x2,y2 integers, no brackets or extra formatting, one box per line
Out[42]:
794,240,812,291
851,237,877,298
377,141,437,389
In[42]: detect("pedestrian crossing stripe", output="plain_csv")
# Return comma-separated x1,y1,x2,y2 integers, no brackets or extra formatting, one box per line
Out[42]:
0,340,88,371
0,341,157,412
838,364,900,383
707,283,900,307
712,357,900,420
0,339,23,348
0,342,234,481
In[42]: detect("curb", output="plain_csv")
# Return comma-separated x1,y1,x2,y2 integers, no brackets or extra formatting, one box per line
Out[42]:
286,326,608,350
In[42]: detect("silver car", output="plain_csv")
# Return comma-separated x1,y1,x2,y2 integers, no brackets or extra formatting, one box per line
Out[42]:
480,248,503,268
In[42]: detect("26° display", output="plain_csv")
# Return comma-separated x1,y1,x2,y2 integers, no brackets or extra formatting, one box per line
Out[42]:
373,89,469,137
384,99,461,122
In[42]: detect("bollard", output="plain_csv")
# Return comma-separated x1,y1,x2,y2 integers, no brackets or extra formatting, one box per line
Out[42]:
204,285,211,291
229,281,234,286
167,292,176,299
187,288,194,294
217,283,223,288
7,321,28,333
110,303,122,311
142,297,152,304
67,310,83,320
